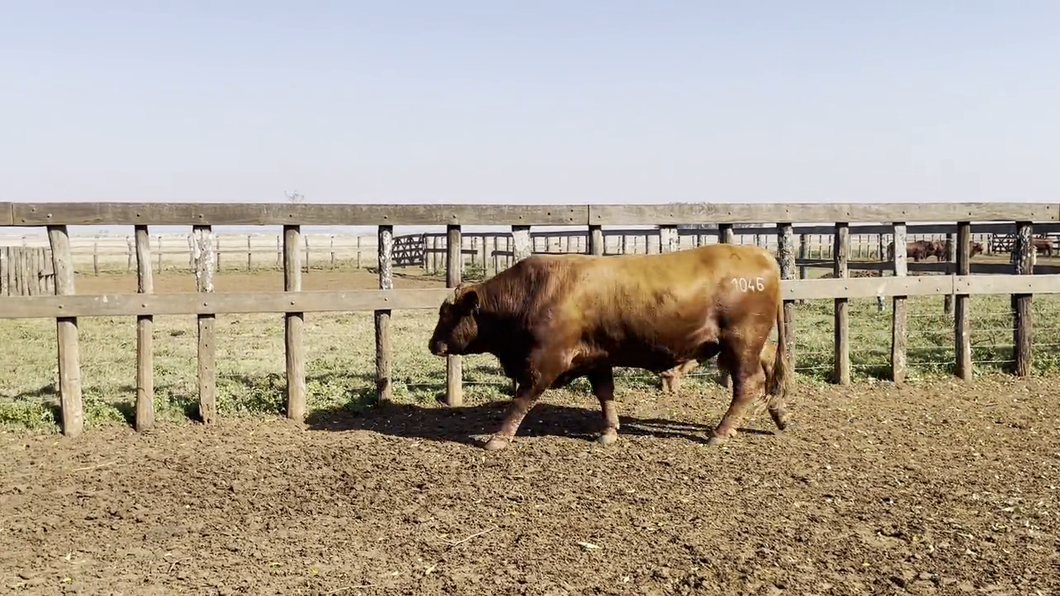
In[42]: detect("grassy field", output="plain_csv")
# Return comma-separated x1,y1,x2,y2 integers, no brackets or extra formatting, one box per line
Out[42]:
3,265,1060,433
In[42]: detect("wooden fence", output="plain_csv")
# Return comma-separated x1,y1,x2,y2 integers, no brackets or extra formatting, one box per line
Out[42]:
1,201,1059,439
0,247,55,296
5,224,1056,277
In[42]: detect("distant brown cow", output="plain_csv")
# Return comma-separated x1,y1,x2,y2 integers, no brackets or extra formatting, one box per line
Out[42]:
660,341,781,397
1032,237,1053,257
428,244,790,451
886,240,939,262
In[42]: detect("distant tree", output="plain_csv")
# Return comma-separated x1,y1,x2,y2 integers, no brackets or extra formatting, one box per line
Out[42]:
284,190,305,204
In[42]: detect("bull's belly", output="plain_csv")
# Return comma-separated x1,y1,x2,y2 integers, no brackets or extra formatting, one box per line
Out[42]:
576,339,719,374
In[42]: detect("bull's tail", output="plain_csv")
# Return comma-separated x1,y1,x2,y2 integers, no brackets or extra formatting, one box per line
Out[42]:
767,296,788,400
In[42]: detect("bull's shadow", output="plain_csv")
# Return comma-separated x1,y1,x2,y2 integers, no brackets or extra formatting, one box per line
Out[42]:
305,397,774,448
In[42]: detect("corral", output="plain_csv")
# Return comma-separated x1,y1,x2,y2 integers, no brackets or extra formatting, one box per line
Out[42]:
1,202,1059,595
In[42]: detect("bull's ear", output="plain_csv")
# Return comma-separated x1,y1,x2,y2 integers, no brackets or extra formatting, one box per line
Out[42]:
459,287,480,313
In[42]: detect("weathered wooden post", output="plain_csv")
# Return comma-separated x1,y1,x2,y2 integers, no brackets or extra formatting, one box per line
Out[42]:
833,223,850,385
944,232,955,315
47,225,84,437
445,224,463,406
891,223,908,383
778,223,796,372
191,225,217,423
955,222,973,380
376,225,394,403
284,225,306,420
1013,221,1034,376
717,224,735,388
134,225,155,431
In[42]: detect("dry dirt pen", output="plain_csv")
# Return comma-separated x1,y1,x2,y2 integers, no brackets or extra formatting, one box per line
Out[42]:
1,266,1059,595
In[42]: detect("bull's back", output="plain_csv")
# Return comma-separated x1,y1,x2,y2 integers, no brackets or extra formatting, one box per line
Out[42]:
550,244,781,358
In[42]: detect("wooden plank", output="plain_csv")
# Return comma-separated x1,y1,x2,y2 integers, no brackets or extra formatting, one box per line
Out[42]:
589,203,1060,226
134,225,155,432
955,223,972,381
192,225,217,424
659,225,679,253
445,224,462,407
953,273,1060,294
0,247,7,296
717,224,735,388
12,202,589,226
588,225,604,256
777,224,796,371
375,225,394,403
832,260,1060,276
833,223,850,385
943,232,955,315
512,226,532,261
0,202,13,226
682,222,1060,237
1013,222,1033,376
891,223,908,383
47,225,83,438
284,225,306,421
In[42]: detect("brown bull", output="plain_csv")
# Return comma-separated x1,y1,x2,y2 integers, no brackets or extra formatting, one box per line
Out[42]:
428,244,790,451
1032,237,1053,257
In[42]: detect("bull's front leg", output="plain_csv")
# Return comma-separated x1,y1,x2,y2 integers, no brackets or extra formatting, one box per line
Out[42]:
483,371,553,452
588,367,620,445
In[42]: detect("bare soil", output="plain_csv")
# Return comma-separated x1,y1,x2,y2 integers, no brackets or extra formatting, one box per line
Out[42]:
2,377,1059,595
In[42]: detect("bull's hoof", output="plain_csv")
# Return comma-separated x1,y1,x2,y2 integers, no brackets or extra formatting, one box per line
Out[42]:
597,428,619,446
706,434,729,447
769,409,791,431
483,436,511,451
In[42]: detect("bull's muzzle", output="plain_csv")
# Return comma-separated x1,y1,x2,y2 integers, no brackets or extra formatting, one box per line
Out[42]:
429,340,448,356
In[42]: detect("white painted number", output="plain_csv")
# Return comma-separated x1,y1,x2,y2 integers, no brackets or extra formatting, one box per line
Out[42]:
730,277,765,292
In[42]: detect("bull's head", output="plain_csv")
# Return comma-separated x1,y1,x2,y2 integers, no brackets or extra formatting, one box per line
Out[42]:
970,241,984,257
428,282,481,357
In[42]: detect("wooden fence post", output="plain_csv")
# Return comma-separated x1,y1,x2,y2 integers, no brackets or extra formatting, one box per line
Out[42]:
134,225,155,432
376,225,394,403
284,225,306,420
778,223,796,372
192,225,217,423
47,225,83,437
1013,221,1034,376
0,247,7,296
247,236,253,272
717,224,735,388
589,225,604,256
659,225,678,254
891,223,908,383
955,222,973,380
509,225,533,395
944,232,955,315
833,223,850,385
446,224,463,406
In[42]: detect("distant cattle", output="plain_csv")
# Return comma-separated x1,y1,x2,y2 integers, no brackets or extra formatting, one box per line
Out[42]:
428,244,791,451
886,240,943,262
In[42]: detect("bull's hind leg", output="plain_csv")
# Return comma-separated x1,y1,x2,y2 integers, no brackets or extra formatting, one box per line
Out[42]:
588,366,620,445
708,338,767,446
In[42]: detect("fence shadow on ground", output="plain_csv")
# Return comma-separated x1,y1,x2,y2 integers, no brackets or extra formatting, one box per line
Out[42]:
304,399,774,448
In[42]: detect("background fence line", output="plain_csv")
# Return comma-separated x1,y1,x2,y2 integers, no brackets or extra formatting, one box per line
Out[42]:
3,201,1060,439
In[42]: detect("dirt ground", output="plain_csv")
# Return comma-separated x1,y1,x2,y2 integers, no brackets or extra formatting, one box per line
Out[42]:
2,376,1058,595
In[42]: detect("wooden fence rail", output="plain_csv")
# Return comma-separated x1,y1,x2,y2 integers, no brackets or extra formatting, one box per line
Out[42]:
1,201,1059,439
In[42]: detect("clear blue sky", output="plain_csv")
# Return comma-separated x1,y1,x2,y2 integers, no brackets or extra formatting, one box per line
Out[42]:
3,1,1059,206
